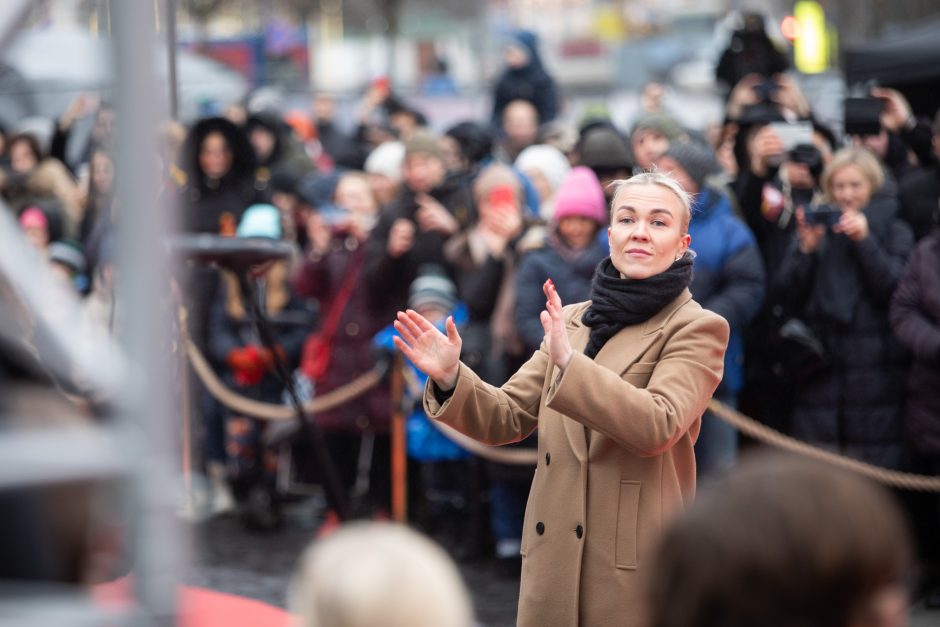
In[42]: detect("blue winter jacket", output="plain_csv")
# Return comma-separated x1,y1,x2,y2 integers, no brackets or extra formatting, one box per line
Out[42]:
688,187,766,395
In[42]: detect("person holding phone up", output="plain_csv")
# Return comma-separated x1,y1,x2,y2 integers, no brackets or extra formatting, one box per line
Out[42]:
776,147,914,469
393,171,729,627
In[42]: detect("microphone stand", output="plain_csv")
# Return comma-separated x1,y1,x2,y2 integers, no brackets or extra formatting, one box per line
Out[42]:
235,271,351,522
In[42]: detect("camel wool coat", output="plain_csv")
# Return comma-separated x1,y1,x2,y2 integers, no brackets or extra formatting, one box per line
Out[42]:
424,289,729,627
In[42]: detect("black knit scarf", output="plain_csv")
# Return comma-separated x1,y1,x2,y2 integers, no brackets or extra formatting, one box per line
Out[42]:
581,254,693,358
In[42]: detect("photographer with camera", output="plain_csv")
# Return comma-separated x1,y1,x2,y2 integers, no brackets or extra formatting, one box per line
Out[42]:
774,147,913,469
715,12,789,101
848,88,936,186
898,109,940,243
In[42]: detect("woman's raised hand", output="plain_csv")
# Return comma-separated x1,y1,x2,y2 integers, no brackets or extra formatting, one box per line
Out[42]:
540,279,573,371
393,310,462,391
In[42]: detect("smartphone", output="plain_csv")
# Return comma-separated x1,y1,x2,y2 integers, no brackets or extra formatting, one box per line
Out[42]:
844,97,883,136
804,203,841,227
488,185,516,207
753,78,778,102
767,121,814,152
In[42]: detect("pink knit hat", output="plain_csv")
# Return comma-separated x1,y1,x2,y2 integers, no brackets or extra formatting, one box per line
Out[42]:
551,166,607,225
18,207,48,230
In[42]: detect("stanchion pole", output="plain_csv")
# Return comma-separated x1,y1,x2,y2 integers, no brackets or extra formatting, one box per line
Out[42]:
178,306,193,510
390,354,407,522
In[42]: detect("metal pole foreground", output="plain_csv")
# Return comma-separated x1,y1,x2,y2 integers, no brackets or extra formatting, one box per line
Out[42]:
111,2,181,624
165,0,179,120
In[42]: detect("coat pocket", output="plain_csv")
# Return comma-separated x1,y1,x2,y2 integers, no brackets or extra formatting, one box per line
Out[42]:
520,470,537,558
623,361,656,388
615,480,641,570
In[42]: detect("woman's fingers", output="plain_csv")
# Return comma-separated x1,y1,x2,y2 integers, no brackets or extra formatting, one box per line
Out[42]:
392,335,418,362
406,309,436,333
393,320,419,347
396,310,421,336
540,310,552,336
444,315,461,344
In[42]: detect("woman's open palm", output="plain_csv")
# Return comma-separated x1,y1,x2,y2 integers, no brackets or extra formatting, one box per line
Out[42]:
393,309,462,390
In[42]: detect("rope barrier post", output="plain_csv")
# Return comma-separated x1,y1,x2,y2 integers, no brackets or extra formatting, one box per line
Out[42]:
390,353,407,522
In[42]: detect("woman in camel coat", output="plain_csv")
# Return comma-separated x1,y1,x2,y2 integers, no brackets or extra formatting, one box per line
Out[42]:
394,171,729,627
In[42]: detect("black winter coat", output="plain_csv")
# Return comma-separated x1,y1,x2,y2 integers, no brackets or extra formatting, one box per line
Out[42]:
899,163,940,242
364,175,474,316
890,231,940,455
178,117,257,234
774,195,914,468
514,234,607,354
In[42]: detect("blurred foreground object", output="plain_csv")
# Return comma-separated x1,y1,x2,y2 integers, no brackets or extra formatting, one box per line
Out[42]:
290,522,473,627
649,451,912,627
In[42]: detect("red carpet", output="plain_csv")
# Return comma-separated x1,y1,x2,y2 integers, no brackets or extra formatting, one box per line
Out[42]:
93,578,292,626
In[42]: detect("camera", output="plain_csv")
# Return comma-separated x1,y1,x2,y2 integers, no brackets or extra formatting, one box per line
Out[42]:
767,121,814,152
753,78,778,102
844,97,883,137
804,202,841,228
787,143,824,181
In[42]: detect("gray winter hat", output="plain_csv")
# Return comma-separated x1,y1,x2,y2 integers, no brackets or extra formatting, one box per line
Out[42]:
662,141,722,191
408,268,457,314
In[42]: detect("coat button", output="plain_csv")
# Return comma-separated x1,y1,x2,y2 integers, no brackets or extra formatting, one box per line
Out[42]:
575,524,584,539
536,522,545,535
345,322,360,336
545,452,551,465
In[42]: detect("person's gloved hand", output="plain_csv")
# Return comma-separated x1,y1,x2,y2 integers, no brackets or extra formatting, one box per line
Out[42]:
228,346,266,387
226,347,254,371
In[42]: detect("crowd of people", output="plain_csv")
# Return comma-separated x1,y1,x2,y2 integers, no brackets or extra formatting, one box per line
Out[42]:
2,17,940,623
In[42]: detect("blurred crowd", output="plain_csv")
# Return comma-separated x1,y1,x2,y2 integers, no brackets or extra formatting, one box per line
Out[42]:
2,17,940,610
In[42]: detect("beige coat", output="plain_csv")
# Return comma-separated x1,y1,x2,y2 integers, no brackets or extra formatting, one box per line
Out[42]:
424,289,729,627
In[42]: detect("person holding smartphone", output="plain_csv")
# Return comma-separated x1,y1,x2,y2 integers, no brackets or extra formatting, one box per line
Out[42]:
393,171,729,627
444,164,537,567
776,147,914,469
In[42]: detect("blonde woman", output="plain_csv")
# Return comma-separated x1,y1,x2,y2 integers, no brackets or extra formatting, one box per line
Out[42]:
394,171,729,627
778,146,914,469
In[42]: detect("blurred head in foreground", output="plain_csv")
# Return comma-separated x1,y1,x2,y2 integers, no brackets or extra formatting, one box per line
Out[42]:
648,452,912,627
290,522,474,627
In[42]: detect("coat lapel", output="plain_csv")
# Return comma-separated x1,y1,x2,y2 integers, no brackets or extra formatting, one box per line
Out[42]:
592,288,693,373
561,290,694,459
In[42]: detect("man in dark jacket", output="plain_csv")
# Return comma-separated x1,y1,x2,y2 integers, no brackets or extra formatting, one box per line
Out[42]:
364,130,473,317
657,142,766,475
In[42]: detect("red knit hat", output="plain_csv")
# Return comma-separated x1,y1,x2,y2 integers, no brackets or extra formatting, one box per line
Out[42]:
552,166,607,225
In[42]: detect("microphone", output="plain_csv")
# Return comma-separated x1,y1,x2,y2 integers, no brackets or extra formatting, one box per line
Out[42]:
167,234,294,273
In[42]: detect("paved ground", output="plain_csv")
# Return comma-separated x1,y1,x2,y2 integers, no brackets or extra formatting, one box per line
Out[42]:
186,498,939,627
185,499,521,626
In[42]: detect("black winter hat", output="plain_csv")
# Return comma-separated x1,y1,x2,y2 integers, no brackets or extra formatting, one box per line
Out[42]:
445,121,494,166
577,127,632,171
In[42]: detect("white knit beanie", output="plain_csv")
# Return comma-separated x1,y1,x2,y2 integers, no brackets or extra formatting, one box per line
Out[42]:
514,144,571,193
364,141,406,182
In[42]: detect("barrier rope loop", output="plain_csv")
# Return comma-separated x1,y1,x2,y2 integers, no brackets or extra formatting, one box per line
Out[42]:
176,299,940,485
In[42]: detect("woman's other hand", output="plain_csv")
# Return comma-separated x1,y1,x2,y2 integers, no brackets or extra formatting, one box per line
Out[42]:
834,211,869,242
415,193,459,236
540,279,573,371
393,309,462,390
795,207,826,253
